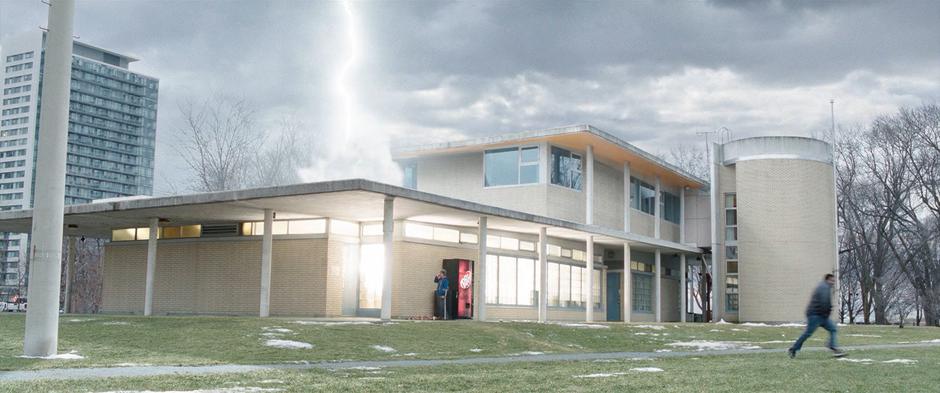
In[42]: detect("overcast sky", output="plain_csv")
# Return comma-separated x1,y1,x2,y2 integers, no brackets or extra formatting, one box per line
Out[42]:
2,0,939,194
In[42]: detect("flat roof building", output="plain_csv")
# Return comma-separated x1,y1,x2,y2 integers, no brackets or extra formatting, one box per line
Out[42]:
0,126,835,323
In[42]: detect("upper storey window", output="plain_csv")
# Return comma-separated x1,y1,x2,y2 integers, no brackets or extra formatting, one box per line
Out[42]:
484,146,539,187
551,147,582,190
629,177,656,214
402,161,417,189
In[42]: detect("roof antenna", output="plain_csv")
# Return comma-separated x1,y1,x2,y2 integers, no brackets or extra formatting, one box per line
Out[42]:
829,99,836,143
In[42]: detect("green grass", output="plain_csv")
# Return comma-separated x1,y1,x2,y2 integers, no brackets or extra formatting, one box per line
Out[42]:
1,314,938,371
3,347,939,392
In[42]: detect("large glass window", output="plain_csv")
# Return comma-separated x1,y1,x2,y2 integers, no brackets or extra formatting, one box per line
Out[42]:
550,147,582,190
486,254,537,306
484,146,540,187
632,274,653,312
402,161,417,189
662,191,681,224
630,177,656,214
726,276,739,312
725,194,737,241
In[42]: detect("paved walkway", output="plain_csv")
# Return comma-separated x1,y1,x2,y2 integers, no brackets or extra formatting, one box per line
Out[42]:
2,342,938,382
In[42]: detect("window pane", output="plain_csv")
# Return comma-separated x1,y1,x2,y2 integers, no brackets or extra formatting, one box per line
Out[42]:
571,249,584,261
500,237,519,251
485,148,519,187
163,226,181,239
112,228,135,241
273,221,289,235
241,222,253,236
727,261,738,274
520,164,539,184
561,248,572,258
486,235,501,249
559,264,570,305
630,178,639,209
725,227,737,241
725,210,737,226
517,258,535,306
725,246,738,260
361,223,383,236
633,274,652,312
640,183,656,214
498,256,517,305
405,222,434,240
460,232,478,244
571,266,583,307
433,227,460,243
486,255,499,304
519,241,535,251
547,262,559,306
593,269,602,308
181,225,201,238
725,194,736,208
403,163,417,189
520,146,539,163
547,244,561,257
136,227,150,240
330,220,358,236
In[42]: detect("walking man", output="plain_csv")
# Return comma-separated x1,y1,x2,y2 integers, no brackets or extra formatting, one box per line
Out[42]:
789,273,845,358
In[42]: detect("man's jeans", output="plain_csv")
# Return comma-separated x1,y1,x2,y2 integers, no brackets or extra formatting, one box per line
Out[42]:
791,314,837,351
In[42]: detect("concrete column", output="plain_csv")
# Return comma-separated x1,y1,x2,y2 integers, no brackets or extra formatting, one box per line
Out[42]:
143,217,159,316
654,177,662,239
680,187,686,244
585,235,594,322
623,243,632,323
709,142,721,322
259,209,274,317
585,145,594,225
476,217,488,321
23,0,75,357
680,254,687,323
623,163,631,233
381,198,394,321
655,249,662,322
63,237,76,314
538,227,548,323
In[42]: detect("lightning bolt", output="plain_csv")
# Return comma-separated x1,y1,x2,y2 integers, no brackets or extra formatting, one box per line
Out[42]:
338,0,359,145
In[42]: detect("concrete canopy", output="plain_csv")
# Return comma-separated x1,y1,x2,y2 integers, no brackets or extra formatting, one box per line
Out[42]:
0,179,699,254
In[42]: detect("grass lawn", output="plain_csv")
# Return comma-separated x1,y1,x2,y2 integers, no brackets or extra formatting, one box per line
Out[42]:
1,314,939,372
3,347,939,392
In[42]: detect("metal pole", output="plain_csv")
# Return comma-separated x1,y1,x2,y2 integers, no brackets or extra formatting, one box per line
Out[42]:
623,243,631,322
585,145,594,225
23,0,75,357
143,218,158,316
538,227,548,322
586,235,594,322
680,254,687,323
380,197,394,320
259,209,273,317
655,249,662,323
63,236,76,314
476,217,487,321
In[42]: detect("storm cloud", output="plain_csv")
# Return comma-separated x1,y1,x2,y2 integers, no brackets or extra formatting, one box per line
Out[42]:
2,0,938,193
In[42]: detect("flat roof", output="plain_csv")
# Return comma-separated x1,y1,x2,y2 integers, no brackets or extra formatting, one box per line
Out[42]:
0,179,699,254
394,124,708,188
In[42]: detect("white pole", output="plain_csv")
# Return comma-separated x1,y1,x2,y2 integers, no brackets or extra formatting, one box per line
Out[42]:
381,198,394,320
623,163,631,233
680,187,686,244
709,142,722,322
259,209,273,317
23,0,75,357
655,249,662,323
585,145,594,225
680,254,687,323
476,217,487,321
623,243,631,323
63,236,76,314
538,227,548,322
585,235,594,322
143,217,158,316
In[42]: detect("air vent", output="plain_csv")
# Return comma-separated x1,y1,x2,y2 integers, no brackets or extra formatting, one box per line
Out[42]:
200,224,238,237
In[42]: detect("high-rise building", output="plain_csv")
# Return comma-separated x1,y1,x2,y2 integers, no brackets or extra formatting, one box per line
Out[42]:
0,31,158,300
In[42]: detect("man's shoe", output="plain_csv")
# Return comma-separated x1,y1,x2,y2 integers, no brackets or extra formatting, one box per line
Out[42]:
829,347,847,358
788,348,796,359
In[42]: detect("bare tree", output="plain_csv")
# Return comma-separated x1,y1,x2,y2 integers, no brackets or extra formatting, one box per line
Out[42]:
177,95,257,192
666,142,709,180
248,118,311,187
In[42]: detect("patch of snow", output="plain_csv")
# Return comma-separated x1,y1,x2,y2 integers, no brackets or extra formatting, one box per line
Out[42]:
715,319,731,325
838,358,874,363
574,372,626,378
741,322,770,327
114,363,152,367
846,334,881,337
920,339,940,343
666,340,761,351
392,352,417,357
263,327,293,333
634,324,666,330
68,318,95,322
776,323,806,327
18,351,84,360
469,348,483,353
557,323,610,329
654,349,672,353
756,340,791,344
730,328,748,332
264,339,313,349
512,351,545,356
709,329,723,332
258,380,284,384
634,332,660,336
293,321,373,326
102,321,131,325
371,345,397,353
592,359,621,363
345,366,383,371
883,359,917,364
630,367,664,372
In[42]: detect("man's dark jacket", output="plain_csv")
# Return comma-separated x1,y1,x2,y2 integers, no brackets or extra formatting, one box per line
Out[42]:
806,280,833,317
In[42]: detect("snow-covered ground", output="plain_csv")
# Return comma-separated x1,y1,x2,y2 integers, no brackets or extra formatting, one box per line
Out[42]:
630,367,664,372
665,340,760,351
557,323,609,329
18,351,84,360
98,388,282,393
371,345,397,353
264,339,313,349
